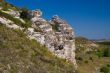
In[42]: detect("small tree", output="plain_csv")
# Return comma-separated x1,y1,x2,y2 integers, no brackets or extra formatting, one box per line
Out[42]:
104,48,110,57
20,8,29,20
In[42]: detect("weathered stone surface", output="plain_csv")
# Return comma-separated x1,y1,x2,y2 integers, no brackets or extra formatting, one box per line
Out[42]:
0,9,77,68
28,10,77,67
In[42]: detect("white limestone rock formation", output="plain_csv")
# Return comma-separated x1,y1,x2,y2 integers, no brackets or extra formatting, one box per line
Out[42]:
28,10,77,67
2,9,20,18
29,9,42,18
50,15,77,67
0,9,77,68
0,17,23,30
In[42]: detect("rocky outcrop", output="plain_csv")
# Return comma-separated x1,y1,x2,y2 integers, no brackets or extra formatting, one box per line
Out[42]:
27,10,77,67
0,9,77,68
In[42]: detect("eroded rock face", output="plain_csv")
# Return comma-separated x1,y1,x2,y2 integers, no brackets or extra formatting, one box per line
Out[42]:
28,10,77,67
0,9,77,68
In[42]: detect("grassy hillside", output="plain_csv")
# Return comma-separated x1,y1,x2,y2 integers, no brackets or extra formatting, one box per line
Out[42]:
0,24,75,73
75,37,110,73
1,1,109,73
0,2,20,11
0,2,31,28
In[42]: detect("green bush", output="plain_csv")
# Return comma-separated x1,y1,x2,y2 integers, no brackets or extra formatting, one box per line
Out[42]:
103,48,110,57
76,57,83,61
50,23,60,32
20,8,30,20
96,48,110,57
96,50,104,57
100,64,110,73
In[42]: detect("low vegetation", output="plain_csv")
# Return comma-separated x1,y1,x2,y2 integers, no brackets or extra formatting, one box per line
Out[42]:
1,1,110,73
96,48,110,57
75,37,110,73
100,64,110,73
20,8,30,20
0,11,31,28
0,2,20,11
97,41,110,46
0,2,31,28
0,24,75,73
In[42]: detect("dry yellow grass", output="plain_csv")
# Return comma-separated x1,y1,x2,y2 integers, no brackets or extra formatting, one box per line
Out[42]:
77,57,110,73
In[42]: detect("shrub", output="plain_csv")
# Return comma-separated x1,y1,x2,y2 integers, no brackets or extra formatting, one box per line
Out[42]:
0,2,19,11
103,48,110,57
100,64,110,73
20,8,30,20
96,48,110,57
0,25,76,73
76,57,83,61
96,50,104,57
89,57,93,61
84,60,88,63
51,23,60,31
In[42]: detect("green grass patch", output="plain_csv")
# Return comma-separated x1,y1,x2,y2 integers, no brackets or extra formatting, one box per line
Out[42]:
100,64,110,73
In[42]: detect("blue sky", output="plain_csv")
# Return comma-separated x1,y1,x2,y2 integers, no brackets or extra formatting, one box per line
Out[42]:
6,0,110,39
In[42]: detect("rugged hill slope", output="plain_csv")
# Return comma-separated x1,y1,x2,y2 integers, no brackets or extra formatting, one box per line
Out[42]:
0,24,76,73
1,2,110,73
0,2,76,66
0,2,76,73
75,37,110,73
75,37,98,52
